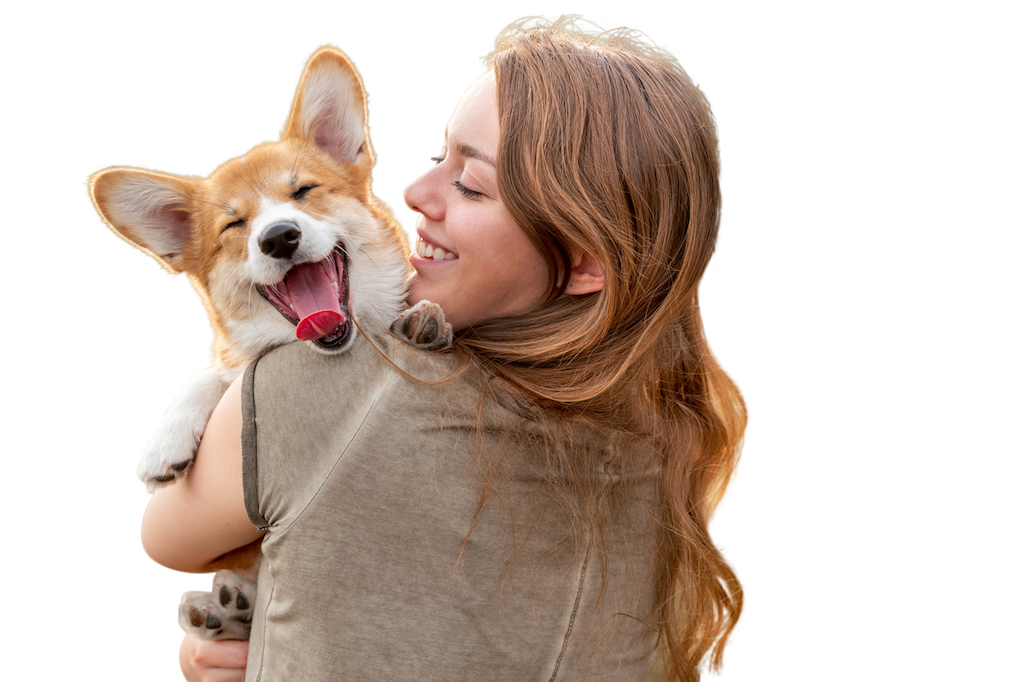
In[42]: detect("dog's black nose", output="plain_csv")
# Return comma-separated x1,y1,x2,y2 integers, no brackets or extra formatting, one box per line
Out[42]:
259,222,302,259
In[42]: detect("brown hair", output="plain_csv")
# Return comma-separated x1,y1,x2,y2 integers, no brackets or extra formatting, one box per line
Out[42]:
456,17,746,681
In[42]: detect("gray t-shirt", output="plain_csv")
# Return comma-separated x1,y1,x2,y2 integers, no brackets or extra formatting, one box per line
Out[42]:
242,330,660,680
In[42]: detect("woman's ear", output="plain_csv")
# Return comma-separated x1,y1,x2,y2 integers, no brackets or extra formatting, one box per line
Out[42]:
564,247,605,295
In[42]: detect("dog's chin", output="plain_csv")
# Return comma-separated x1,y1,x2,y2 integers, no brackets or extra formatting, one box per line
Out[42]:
257,245,352,350
307,322,354,354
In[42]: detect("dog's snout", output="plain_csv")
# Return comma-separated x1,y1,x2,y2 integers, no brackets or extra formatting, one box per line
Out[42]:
260,222,302,259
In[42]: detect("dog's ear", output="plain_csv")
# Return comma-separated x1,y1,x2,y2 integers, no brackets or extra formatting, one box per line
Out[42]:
89,168,198,274
283,46,373,169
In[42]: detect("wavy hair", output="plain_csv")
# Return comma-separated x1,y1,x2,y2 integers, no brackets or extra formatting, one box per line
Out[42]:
453,17,746,681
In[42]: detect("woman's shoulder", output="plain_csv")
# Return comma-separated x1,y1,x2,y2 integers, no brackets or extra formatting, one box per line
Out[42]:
252,326,457,382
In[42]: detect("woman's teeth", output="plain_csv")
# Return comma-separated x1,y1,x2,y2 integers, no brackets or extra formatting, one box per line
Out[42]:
417,238,457,261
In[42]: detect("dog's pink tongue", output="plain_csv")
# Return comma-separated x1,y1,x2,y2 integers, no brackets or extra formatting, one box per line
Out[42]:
296,310,345,341
287,262,345,341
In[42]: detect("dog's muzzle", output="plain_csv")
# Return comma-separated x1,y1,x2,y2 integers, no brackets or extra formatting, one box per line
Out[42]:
257,246,351,349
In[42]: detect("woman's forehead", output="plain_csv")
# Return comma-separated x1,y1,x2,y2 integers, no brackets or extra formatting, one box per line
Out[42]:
445,72,499,156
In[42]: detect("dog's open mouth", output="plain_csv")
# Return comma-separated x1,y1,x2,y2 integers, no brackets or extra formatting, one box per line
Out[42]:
258,246,351,348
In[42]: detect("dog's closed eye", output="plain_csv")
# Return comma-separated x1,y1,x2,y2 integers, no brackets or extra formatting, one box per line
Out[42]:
291,185,318,201
222,218,247,233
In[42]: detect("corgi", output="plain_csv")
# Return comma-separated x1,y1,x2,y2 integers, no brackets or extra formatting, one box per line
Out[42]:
90,46,450,640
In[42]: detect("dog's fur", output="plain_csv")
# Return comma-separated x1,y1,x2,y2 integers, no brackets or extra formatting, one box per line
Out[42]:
90,46,449,640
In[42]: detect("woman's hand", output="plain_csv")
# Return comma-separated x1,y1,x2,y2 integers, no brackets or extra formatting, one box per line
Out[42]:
180,634,249,682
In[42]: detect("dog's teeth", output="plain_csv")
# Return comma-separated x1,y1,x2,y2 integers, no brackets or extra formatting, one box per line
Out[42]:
290,304,296,312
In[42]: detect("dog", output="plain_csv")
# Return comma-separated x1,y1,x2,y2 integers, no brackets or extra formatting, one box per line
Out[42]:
90,46,451,640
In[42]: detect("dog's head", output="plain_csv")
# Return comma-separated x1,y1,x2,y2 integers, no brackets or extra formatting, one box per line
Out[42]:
90,46,411,366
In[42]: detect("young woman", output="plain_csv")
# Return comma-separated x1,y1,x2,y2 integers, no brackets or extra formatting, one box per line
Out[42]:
145,17,745,682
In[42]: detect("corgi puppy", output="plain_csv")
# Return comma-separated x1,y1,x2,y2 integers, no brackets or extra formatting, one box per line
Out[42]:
90,46,450,494
90,45,450,642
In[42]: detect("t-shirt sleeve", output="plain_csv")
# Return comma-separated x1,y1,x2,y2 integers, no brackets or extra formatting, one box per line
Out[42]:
239,333,400,533
241,356,265,529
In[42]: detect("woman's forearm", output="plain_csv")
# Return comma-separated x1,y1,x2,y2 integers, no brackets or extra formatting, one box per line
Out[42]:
141,375,262,572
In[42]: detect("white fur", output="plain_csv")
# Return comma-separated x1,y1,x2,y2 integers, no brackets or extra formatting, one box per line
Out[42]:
137,367,229,492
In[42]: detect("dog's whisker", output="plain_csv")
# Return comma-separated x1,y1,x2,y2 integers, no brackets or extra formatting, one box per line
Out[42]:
291,140,314,181
355,246,380,269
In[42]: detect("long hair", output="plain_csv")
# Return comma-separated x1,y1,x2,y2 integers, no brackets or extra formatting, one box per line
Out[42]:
455,17,746,681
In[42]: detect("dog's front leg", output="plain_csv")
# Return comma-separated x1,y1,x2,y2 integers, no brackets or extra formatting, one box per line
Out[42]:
139,367,230,492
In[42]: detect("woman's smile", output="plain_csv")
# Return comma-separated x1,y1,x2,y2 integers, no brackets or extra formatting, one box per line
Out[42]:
403,72,549,331
412,233,458,261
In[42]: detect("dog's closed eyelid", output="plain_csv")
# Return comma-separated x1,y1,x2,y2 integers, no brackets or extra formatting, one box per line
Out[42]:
222,218,247,233
290,184,318,200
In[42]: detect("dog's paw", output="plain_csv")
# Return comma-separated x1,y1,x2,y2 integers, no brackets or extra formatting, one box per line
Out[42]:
391,300,453,350
138,368,231,492
179,570,257,641
138,424,200,493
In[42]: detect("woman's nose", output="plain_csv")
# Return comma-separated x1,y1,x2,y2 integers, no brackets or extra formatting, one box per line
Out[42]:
404,169,441,220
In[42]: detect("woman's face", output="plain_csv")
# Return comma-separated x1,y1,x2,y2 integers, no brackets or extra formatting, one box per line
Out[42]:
404,73,549,331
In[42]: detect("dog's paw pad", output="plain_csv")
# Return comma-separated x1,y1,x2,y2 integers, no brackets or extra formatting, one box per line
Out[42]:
219,583,251,611
391,300,453,350
184,604,223,630
404,314,440,345
179,570,257,640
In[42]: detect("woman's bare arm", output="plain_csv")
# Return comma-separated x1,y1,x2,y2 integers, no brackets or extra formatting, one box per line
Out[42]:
141,374,263,573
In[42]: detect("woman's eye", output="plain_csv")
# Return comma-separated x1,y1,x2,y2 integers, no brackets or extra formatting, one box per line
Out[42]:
429,154,480,197
452,181,484,200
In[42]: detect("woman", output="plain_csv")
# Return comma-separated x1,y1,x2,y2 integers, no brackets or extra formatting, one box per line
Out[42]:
146,17,745,682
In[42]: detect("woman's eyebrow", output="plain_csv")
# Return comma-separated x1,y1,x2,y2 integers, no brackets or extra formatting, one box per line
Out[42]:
441,126,497,167
456,142,496,167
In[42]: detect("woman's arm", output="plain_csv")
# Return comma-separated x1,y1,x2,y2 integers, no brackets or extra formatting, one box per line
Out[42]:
142,374,263,573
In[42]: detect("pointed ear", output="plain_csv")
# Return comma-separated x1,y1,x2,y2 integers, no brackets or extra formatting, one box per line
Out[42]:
564,247,605,296
89,168,198,273
283,46,372,168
